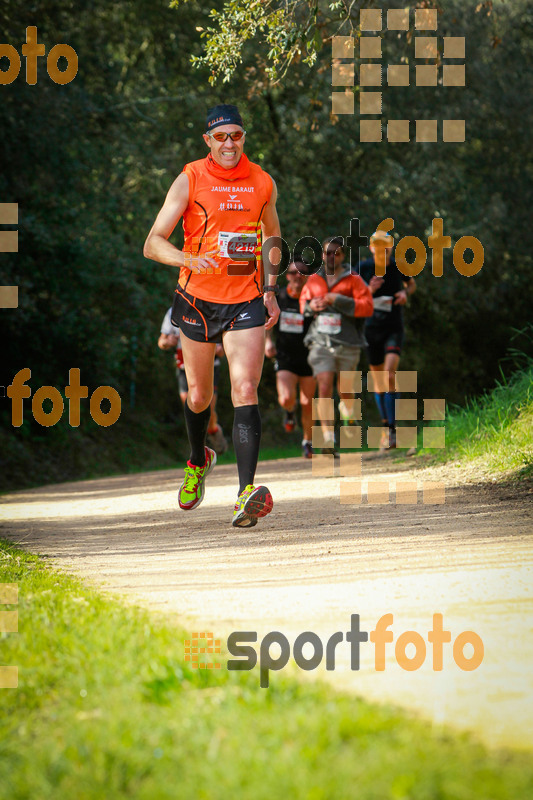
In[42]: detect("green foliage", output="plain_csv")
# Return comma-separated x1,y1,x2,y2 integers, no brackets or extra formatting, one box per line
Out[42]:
173,0,325,83
1,540,533,798
0,0,223,484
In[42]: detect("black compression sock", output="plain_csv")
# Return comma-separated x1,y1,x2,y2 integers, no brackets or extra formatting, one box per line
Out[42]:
184,401,211,466
233,404,262,494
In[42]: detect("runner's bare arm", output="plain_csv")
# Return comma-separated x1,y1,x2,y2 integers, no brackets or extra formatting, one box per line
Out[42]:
261,179,281,251
369,275,385,294
158,333,179,350
396,276,416,304
143,173,218,272
395,277,416,305
261,178,281,330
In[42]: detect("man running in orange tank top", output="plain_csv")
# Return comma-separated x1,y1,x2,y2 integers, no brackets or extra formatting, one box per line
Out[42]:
144,104,280,527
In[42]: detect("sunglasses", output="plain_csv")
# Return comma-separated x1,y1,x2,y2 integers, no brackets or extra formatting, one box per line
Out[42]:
287,270,303,276
206,130,246,142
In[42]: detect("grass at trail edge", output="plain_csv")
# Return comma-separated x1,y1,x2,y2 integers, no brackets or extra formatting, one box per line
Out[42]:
1,541,532,800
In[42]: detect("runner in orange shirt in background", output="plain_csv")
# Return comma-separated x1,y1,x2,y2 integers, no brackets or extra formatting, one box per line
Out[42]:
144,104,280,527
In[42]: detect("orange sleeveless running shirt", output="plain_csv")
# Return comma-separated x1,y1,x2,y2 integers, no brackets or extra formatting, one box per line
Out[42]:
178,155,273,304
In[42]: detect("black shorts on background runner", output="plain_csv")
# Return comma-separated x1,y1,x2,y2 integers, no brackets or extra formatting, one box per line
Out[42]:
274,287,313,377
172,288,265,343
274,355,313,377
358,256,406,365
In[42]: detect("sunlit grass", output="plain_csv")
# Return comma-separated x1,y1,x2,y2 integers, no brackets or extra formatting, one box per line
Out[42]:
421,365,533,479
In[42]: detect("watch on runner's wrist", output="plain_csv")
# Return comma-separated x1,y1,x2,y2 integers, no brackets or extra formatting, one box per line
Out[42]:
263,285,279,295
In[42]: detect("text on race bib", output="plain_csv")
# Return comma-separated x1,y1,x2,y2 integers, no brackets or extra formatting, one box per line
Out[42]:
218,231,258,260
279,311,304,334
316,312,342,335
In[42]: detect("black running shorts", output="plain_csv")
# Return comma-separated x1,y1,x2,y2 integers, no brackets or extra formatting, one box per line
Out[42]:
274,356,313,378
172,288,265,344
365,324,404,366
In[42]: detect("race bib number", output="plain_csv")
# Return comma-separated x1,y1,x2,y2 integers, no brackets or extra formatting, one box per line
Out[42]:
218,231,257,260
316,312,342,335
373,295,393,313
279,311,304,334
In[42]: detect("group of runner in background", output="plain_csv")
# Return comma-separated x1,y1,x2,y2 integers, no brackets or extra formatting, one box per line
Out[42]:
159,231,415,458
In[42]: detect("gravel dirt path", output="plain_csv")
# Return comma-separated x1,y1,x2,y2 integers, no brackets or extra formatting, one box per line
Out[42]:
2,453,532,750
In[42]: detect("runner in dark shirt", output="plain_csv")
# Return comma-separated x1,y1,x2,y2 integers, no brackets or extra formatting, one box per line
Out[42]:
358,229,416,449
265,261,315,458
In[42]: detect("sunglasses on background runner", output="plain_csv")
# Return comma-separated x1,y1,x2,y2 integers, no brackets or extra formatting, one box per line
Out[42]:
206,130,246,142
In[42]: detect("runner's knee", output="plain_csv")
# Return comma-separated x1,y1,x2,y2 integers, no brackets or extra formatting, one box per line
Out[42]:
317,377,333,396
299,390,312,410
279,391,296,410
385,368,397,392
232,380,259,406
187,386,213,412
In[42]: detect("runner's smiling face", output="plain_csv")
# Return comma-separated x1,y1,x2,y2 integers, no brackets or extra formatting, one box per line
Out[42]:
202,125,245,170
